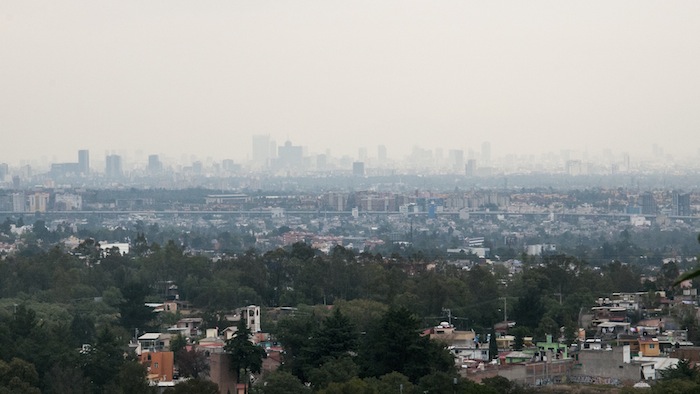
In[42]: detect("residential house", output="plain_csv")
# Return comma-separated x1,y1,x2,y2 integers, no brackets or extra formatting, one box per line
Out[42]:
639,337,661,357
535,334,569,361
139,351,174,382
175,317,203,338
137,333,172,355
225,305,262,333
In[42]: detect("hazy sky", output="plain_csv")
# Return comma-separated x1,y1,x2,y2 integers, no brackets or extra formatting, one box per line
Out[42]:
2,1,699,165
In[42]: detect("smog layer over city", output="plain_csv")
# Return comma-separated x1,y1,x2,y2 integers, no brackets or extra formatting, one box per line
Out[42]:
1,1,700,393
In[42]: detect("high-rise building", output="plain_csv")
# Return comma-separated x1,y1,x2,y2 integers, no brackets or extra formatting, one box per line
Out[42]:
481,141,491,166
0,163,8,181
673,192,691,217
105,154,123,178
78,149,90,175
358,147,368,161
192,161,203,174
448,149,464,172
377,145,387,163
252,135,275,168
277,141,303,169
148,154,162,173
28,192,49,213
12,193,26,212
641,192,656,215
222,159,240,172
353,161,365,177
465,159,476,177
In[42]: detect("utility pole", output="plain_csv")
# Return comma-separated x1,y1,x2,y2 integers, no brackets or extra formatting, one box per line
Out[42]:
442,308,452,326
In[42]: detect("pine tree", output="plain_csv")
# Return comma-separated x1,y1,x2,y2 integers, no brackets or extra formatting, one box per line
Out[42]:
224,316,266,387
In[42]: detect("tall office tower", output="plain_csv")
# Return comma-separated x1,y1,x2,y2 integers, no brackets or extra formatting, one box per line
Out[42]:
0,163,8,181
148,154,162,173
358,147,368,161
12,193,26,212
105,154,123,178
277,141,303,169
192,161,203,174
252,134,275,168
481,141,491,166
465,159,476,177
641,192,656,215
316,154,327,170
672,192,691,216
78,149,90,175
377,145,387,162
353,161,365,176
448,149,465,172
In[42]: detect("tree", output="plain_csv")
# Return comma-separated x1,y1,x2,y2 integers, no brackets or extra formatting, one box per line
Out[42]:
224,316,266,387
81,328,126,391
489,327,499,361
659,359,698,381
169,334,187,354
308,357,359,390
119,281,154,332
510,326,529,352
256,370,308,394
275,313,317,381
176,348,209,379
373,372,416,394
163,379,219,394
44,364,91,394
113,361,155,394
319,377,375,394
309,308,358,365
0,358,41,394
359,307,453,383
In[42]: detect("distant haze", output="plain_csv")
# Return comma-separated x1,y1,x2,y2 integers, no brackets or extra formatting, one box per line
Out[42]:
2,1,699,165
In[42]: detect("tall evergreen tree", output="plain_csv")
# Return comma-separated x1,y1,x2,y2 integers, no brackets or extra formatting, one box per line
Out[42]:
488,327,499,361
224,316,266,388
359,307,453,383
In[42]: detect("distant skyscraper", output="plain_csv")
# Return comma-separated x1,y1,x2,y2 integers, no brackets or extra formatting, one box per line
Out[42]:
481,142,491,166
105,154,123,178
12,193,26,212
465,159,476,177
641,192,656,215
448,149,464,172
0,163,8,181
316,154,327,170
277,141,303,169
358,147,368,161
252,135,275,168
353,161,365,176
222,159,240,172
78,149,89,175
148,154,162,173
673,192,691,216
192,161,203,174
377,145,387,163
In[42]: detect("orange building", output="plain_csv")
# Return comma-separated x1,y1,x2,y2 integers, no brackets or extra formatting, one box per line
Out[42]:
139,351,175,382
639,338,661,357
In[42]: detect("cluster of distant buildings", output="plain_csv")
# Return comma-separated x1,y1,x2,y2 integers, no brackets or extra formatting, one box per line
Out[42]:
428,288,700,388
5,138,695,189
124,284,280,393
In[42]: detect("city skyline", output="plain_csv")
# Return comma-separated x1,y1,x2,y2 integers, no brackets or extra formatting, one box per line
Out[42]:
0,141,696,173
2,1,700,165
